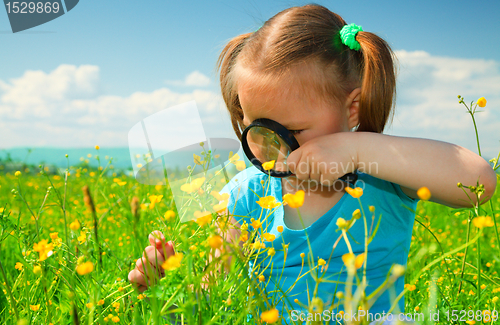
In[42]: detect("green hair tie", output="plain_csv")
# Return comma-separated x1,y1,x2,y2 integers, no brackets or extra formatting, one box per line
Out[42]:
339,23,363,51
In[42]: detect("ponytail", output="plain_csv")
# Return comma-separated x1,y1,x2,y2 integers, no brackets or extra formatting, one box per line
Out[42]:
355,32,397,133
216,33,253,140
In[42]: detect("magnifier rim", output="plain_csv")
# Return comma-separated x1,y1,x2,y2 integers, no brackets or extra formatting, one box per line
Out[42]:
241,118,300,177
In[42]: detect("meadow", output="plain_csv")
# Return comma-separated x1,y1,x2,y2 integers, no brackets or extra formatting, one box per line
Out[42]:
0,96,499,325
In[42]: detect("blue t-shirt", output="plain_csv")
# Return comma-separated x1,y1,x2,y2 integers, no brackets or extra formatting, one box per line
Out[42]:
220,166,418,324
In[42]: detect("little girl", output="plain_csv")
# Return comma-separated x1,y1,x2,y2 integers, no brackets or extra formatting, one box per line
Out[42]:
129,4,496,324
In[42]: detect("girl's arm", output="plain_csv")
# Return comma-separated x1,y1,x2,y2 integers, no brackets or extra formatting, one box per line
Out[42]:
355,132,497,208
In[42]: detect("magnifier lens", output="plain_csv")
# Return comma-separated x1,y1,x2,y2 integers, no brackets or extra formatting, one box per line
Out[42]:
245,126,292,173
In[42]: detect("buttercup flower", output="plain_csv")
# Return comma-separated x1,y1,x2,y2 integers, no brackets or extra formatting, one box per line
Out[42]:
256,196,280,209
208,235,223,249
342,253,365,270
194,211,212,227
336,217,348,229
69,220,80,231
180,177,205,194
15,171,21,177
33,265,42,275
76,261,94,275
477,97,487,107
148,195,163,210
262,160,276,171
162,253,183,271
473,216,494,228
33,239,54,261
251,218,263,229
235,160,246,171
113,178,127,186
228,152,240,163
30,304,40,311
283,190,305,208
262,233,276,242
417,187,431,201
345,187,363,198
15,262,23,271
164,210,176,221
261,308,279,323
193,153,203,165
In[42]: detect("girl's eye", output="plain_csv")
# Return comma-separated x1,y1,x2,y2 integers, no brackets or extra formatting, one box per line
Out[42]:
289,129,303,135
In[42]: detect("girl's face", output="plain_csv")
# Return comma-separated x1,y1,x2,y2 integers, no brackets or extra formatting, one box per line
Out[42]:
238,65,358,147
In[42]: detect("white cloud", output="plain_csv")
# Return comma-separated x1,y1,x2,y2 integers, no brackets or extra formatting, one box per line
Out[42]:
0,65,235,149
389,50,500,159
165,70,211,87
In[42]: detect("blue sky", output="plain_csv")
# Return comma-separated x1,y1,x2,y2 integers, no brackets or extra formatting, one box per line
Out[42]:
1,0,499,159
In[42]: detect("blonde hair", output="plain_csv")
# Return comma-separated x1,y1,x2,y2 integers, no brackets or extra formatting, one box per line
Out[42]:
217,4,396,139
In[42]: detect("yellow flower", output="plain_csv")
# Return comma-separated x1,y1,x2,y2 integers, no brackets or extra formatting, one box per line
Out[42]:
283,190,305,208
262,160,276,171
193,153,202,165
342,253,364,270
164,210,176,221
235,160,246,171
492,296,499,303
212,200,228,213
30,304,40,311
268,248,276,256
148,195,163,210
259,275,265,282
33,239,54,261
98,299,105,305
336,217,348,229
180,177,205,194
76,261,94,275
318,258,326,266
228,152,240,163
49,232,59,240
211,191,229,201
473,216,494,228
405,284,417,291
162,253,183,271
208,235,223,249
261,308,279,323
277,226,284,233
240,232,248,242
417,187,431,201
112,316,120,323
345,187,363,198
86,302,93,308
95,145,100,150
15,262,23,271
369,206,375,213
194,211,212,227
15,171,21,177
352,209,361,219
262,233,276,242
477,97,487,107
251,218,263,229
256,196,280,209
113,178,126,186
354,253,365,269
33,265,42,275
70,220,80,231
77,232,86,244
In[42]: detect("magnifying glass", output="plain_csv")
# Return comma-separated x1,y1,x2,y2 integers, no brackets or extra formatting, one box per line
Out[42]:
241,118,358,186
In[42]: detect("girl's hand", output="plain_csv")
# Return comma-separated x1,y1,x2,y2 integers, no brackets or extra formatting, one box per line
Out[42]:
128,230,175,292
286,132,359,185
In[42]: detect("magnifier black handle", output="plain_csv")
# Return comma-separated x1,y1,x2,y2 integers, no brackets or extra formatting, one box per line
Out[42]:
339,172,358,187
